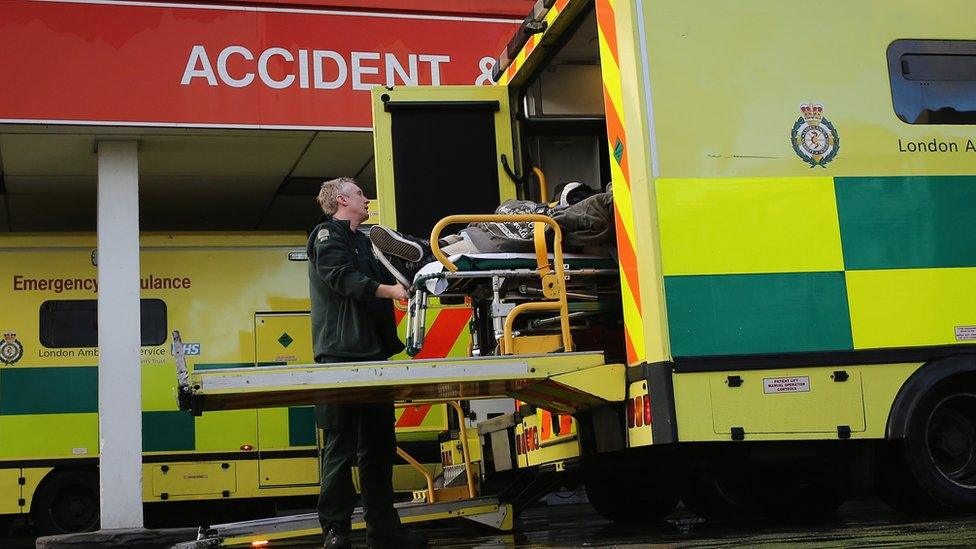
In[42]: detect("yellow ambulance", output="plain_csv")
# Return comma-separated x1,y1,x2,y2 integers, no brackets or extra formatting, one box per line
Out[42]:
0,233,454,533
372,0,976,521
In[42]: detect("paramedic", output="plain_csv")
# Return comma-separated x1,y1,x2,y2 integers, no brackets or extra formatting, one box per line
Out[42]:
307,177,426,549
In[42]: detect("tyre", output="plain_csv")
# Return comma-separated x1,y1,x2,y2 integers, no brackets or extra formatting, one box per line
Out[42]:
681,468,758,521
879,383,976,513
32,470,99,534
751,458,846,519
584,462,683,524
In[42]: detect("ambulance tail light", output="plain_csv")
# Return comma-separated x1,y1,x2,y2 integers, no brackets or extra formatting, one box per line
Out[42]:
515,431,523,455
626,398,636,428
643,394,652,426
634,396,643,428
533,427,539,450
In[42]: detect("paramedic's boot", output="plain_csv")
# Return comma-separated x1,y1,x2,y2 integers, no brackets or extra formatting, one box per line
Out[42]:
323,523,352,549
369,225,427,262
367,526,428,549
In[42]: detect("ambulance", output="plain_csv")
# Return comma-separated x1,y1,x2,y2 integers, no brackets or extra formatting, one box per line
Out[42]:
0,233,457,534
180,0,976,544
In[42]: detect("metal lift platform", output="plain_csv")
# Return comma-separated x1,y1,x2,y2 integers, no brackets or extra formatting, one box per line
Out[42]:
176,334,624,416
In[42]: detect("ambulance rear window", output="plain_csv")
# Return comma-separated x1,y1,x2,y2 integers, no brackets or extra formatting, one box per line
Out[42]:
39,299,168,348
888,40,976,124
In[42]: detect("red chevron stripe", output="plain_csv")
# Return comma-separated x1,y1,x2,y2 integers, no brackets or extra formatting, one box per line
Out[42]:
396,404,432,428
595,0,619,67
412,308,471,359
624,325,637,365
613,206,642,316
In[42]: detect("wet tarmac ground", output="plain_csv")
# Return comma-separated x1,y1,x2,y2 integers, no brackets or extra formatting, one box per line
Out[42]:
7,498,976,547
242,497,976,548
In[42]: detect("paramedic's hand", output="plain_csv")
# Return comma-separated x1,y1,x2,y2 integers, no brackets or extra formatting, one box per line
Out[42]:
376,283,409,301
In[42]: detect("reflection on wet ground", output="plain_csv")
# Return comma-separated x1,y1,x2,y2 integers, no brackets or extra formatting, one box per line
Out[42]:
452,501,973,548
6,498,976,547
276,498,976,548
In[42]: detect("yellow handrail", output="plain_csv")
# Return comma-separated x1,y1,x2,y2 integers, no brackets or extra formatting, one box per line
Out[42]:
395,446,435,503
447,401,477,499
429,214,572,354
394,401,477,501
532,167,548,203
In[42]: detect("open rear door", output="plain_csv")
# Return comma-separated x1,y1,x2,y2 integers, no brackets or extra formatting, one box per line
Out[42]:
371,85,518,236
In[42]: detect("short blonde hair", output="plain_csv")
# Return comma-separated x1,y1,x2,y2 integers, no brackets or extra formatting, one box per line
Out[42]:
316,177,356,215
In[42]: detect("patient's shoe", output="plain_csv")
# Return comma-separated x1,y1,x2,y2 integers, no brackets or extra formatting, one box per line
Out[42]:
369,225,425,262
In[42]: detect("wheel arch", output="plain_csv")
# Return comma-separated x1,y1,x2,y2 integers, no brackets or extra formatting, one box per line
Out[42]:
886,355,976,439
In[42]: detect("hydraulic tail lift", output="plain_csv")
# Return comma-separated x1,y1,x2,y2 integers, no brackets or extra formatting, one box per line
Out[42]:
172,332,623,547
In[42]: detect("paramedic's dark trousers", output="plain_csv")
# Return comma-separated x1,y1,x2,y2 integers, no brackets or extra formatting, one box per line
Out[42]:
315,355,400,538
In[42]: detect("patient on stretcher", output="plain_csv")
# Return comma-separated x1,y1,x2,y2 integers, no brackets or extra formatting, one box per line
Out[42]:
369,183,614,284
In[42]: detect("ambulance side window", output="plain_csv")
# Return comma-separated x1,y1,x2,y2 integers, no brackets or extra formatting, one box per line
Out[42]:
39,299,168,348
888,39,976,124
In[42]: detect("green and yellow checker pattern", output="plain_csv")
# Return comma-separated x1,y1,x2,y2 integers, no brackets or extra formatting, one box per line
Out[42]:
658,175,976,358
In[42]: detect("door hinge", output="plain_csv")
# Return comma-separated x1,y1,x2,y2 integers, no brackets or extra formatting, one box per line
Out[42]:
837,425,852,439
731,427,745,441
832,370,849,382
726,375,743,388
17,477,25,486
18,498,25,507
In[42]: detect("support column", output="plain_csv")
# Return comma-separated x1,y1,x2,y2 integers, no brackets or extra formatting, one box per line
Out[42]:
96,140,143,529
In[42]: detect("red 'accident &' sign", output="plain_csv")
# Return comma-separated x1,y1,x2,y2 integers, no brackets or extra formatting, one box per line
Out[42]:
0,0,517,129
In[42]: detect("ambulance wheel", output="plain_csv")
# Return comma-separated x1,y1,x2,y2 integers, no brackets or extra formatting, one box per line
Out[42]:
752,464,846,519
584,470,681,524
879,383,976,513
32,470,99,534
681,469,757,521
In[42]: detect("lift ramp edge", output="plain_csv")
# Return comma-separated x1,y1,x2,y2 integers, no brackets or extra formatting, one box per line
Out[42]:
171,497,511,548
179,352,608,413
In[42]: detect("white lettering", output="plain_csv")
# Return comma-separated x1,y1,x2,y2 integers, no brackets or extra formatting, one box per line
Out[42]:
351,51,381,91
298,49,310,89
216,45,255,88
313,50,347,90
419,54,450,85
181,45,217,86
258,47,295,89
181,47,461,90
385,53,418,86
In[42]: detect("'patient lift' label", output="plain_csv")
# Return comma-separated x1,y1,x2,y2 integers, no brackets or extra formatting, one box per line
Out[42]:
763,376,810,394
956,326,976,341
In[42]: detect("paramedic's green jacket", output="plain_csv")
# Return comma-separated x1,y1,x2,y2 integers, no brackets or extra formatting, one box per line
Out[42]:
306,215,405,361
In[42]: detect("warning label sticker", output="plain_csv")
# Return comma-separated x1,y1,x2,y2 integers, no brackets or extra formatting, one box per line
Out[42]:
763,376,810,394
956,326,976,341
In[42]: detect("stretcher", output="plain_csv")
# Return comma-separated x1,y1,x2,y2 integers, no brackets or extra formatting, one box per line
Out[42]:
405,214,620,358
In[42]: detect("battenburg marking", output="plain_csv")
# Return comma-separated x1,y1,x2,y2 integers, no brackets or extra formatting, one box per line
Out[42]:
791,103,840,168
